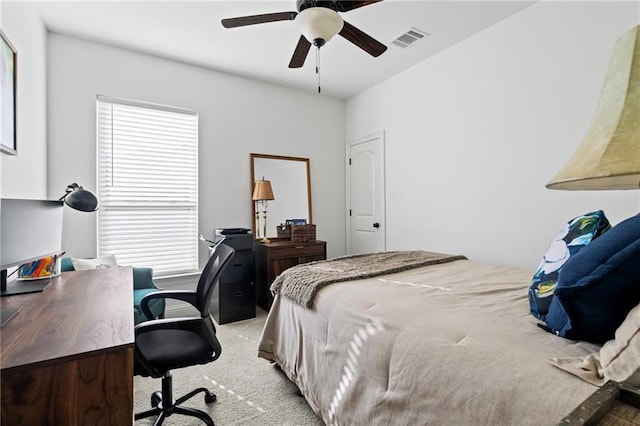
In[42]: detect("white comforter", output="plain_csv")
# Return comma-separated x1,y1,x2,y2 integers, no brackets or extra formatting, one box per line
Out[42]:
258,259,600,425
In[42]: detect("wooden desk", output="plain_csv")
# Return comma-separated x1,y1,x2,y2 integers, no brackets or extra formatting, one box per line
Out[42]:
0,267,134,425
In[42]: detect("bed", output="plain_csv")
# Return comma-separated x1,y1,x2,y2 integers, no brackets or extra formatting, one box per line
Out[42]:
257,252,604,425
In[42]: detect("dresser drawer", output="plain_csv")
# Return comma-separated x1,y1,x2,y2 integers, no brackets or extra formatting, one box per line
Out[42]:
267,243,326,260
255,240,327,310
300,254,325,264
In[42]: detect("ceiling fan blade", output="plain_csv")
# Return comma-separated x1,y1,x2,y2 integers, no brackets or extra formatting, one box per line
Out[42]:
221,11,297,28
289,35,312,68
339,21,387,57
336,0,383,13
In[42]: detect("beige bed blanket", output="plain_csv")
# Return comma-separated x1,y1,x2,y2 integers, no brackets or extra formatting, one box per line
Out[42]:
259,258,600,425
271,250,466,308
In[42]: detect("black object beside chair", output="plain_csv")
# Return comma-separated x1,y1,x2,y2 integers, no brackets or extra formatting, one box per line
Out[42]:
134,243,235,426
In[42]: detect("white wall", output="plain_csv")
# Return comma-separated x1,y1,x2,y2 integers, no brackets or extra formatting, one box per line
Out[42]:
0,1,48,199
346,1,640,270
46,34,346,270
6,0,639,279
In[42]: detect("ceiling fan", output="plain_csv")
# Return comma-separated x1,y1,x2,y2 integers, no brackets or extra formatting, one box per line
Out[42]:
221,0,388,69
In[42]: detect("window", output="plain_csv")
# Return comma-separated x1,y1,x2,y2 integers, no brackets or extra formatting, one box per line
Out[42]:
97,96,198,276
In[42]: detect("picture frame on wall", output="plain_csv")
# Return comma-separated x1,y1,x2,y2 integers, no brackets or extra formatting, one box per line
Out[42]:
0,29,17,155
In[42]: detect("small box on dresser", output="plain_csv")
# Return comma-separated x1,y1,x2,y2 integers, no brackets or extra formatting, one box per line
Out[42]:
291,224,316,242
276,225,291,238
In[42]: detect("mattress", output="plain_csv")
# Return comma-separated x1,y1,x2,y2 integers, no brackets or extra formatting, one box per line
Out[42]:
258,258,601,425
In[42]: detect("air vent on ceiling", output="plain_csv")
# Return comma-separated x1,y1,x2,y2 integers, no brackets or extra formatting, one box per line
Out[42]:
391,27,429,49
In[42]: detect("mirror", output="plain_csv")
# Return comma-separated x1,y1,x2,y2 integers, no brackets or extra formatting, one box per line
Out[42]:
250,153,312,240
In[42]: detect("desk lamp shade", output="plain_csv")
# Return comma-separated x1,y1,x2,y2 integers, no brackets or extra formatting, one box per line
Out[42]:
547,25,640,190
252,179,275,201
59,183,99,212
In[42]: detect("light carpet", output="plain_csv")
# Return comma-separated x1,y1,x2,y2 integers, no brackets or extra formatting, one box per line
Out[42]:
134,308,323,426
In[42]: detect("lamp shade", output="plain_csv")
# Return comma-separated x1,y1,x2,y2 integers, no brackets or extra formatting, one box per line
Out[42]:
59,183,99,212
547,25,640,190
296,7,344,46
252,179,275,201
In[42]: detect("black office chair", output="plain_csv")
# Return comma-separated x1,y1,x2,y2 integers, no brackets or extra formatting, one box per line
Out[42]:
134,243,235,426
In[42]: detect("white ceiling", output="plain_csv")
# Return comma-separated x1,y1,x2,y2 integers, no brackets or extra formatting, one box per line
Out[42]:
32,1,535,99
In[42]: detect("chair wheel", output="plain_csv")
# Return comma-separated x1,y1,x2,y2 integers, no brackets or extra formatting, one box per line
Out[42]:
204,391,217,404
151,391,162,407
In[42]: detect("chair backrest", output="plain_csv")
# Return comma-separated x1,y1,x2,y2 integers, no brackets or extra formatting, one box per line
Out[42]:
195,243,235,317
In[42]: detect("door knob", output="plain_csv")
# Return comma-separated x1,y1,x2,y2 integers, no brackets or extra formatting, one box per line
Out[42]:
373,222,380,228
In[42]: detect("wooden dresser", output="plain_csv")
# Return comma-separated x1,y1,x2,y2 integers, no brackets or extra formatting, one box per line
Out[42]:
255,239,326,310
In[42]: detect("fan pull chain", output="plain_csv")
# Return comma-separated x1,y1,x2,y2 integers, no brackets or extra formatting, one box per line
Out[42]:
316,47,321,94
110,104,114,187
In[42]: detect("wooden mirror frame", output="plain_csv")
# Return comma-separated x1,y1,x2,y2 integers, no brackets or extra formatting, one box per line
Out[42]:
250,153,312,240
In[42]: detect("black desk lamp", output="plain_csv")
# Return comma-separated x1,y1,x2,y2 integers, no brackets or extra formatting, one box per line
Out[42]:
58,183,99,212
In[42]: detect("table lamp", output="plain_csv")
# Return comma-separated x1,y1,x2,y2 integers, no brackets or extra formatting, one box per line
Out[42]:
252,178,275,242
547,25,640,190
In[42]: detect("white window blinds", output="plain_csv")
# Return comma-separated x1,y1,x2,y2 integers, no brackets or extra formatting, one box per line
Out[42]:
97,96,198,276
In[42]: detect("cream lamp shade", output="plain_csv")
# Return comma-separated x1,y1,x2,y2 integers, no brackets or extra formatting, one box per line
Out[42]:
296,7,344,47
252,179,275,201
547,25,640,190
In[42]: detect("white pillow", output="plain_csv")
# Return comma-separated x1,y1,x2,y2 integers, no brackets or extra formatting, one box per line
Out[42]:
549,303,640,387
71,254,118,270
599,302,640,386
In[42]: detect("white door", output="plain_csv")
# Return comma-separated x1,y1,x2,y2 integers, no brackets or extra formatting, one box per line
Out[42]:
347,131,386,255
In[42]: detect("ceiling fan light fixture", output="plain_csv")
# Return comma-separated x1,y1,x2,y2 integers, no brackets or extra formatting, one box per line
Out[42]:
296,7,344,46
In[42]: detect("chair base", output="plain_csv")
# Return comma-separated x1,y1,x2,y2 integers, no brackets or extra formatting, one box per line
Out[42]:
135,372,217,426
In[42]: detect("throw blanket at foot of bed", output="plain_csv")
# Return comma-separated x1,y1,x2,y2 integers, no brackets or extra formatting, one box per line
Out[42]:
270,250,467,308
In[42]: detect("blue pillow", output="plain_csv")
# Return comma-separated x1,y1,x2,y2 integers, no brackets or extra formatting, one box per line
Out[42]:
544,213,640,344
528,211,610,320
